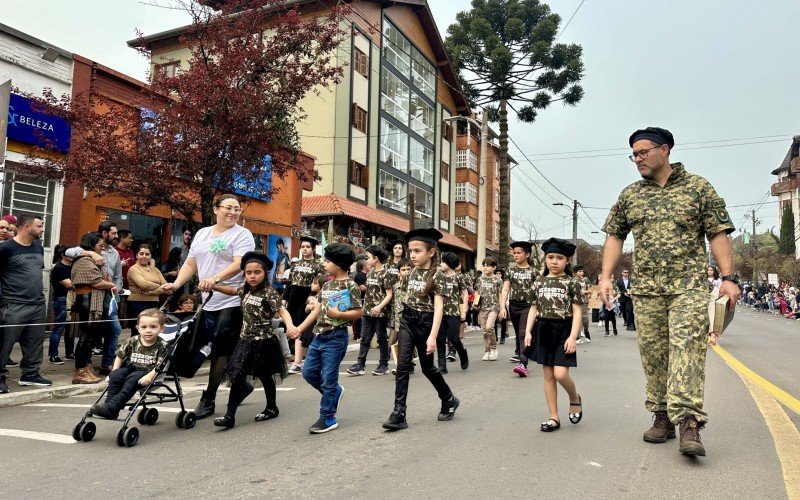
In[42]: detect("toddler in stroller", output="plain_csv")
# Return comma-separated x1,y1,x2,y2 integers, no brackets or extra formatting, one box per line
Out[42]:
91,309,168,420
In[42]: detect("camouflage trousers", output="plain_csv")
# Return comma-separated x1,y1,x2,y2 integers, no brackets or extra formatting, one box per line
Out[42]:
579,305,589,334
632,289,709,424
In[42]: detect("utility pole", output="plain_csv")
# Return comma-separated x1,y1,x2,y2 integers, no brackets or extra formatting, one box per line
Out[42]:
572,199,579,266
752,209,757,283
408,191,416,229
477,109,488,265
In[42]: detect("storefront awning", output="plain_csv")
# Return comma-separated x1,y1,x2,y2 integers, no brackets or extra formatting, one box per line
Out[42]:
302,194,473,252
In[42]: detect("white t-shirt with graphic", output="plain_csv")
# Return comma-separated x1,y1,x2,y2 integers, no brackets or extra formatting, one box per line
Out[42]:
187,224,255,311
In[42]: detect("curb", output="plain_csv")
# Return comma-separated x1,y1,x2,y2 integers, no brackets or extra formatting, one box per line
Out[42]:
0,366,211,409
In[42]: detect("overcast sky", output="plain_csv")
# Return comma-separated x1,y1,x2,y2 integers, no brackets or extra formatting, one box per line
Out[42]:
3,0,798,246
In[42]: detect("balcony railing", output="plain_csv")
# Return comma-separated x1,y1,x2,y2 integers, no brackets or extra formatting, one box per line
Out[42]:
771,177,800,196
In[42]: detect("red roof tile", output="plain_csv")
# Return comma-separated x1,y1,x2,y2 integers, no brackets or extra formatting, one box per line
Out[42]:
302,194,472,251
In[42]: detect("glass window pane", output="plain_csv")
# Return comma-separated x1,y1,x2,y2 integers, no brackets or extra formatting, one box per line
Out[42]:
378,170,408,213
380,67,409,124
411,48,436,99
380,118,408,173
410,94,434,143
382,22,411,76
409,138,433,186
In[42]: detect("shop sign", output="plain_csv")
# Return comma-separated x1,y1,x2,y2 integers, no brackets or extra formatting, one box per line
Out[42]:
7,93,70,152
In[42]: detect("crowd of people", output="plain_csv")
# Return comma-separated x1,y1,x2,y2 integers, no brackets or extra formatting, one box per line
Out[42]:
738,281,800,319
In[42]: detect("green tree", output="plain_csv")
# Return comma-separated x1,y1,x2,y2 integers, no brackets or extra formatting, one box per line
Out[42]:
779,202,796,256
445,0,584,267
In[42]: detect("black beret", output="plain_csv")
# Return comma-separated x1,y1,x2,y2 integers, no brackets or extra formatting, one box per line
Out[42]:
366,245,388,262
240,251,273,272
441,252,461,270
509,240,534,252
573,264,584,271
324,243,356,271
299,235,319,247
391,240,406,249
405,227,443,246
629,127,674,149
540,237,576,258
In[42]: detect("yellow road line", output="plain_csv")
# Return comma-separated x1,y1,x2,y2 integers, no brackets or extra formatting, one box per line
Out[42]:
711,344,800,415
738,376,800,500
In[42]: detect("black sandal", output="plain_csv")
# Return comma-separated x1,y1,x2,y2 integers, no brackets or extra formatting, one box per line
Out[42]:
540,418,560,432
255,407,279,422
569,395,583,424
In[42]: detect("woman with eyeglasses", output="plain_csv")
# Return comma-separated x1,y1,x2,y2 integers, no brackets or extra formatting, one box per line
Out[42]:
163,194,255,420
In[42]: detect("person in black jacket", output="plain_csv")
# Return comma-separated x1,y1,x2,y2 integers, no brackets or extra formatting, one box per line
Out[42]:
616,270,636,331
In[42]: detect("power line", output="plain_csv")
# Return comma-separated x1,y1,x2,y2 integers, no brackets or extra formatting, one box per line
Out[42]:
508,134,574,202
556,0,587,40
511,170,565,216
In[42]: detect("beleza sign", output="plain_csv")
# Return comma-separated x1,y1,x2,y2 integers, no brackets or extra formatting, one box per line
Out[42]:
6,93,71,153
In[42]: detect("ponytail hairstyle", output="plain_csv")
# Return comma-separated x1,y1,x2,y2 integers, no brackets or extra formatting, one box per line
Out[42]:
421,242,441,296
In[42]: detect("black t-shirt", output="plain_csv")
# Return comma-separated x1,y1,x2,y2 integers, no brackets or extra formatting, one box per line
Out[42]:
50,262,72,298
354,271,367,299
0,239,45,305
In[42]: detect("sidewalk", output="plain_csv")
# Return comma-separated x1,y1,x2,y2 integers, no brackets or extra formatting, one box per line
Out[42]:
0,331,363,408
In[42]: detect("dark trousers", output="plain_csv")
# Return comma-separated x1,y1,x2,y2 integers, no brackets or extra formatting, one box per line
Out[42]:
226,374,276,418
604,310,617,333
623,299,635,328
48,296,73,358
105,365,148,411
436,316,466,367
358,315,389,366
0,301,46,378
394,309,452,412
73,294,101,369
508,300,531,366
495,317,508,341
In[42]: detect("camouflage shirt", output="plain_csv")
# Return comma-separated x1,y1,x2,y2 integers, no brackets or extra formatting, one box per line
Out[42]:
313,278,363,335
475,275,503,312
391,277,406,326
402,267,446,313
442,272,467,317
115,336,168,372
238,286,283,340
505,264,538,303
288,257,325,289
363,267,392,318
531,275,584,320
385,262,401,289
602,163,734,295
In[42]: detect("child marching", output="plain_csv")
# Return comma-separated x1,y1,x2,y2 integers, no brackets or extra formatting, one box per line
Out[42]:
293,243,362,434
574,265,593,344
210,252,297,429
473,257,502,361
499,241,539,377
347,245,393,376
437,252,469,373
524,238,584,432
382,229,460,430
388,258,412,375
284,236,325,375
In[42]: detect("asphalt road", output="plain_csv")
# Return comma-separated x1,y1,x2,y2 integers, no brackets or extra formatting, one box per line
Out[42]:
0,318,795,499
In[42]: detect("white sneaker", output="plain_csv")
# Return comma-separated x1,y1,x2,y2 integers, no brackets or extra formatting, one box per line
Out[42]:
488,349,498,361
576,338,584,345
482,351,490,361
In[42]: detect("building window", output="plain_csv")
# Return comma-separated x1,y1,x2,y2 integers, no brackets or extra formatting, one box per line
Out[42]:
457,149,478,171
410,94,435,143
456,182,477,204
495,189,500,212
380,118,408,172
382,21,411,76
352,104,368,134
455,216,477,233
381,67,410,124
350,161,368,189
411,48,436,100
442,121,454,142
411,185,433,219
409,138,434,186
378,170,407,212
1,170,57,248
155,61,180,78
441,162,449,181
494,221,500,243
354,47,369,77
441,202,450,220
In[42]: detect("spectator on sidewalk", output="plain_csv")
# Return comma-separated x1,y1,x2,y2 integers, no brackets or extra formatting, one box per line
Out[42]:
127,244,167,337
0,213,52,393
66,221,123,375
48,245,74,364
0,218,11,242
115,230,135,289
178,226,193,268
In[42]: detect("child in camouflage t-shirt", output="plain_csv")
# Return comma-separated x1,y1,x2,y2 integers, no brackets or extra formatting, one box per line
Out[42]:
473,257,503,361
523,237,584,433
293,244,361,434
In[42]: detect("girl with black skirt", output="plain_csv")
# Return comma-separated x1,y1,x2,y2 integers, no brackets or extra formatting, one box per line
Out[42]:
382,229,460,430
499,241,539,377
436,252,469,373
523,238,584,433
284,236,325,374
212,252,297,429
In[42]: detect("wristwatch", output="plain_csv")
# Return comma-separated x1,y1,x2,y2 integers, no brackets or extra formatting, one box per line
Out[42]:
721,274,738,284
213,274,221,284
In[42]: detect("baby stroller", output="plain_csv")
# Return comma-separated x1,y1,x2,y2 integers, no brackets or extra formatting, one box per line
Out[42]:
71,296,209,447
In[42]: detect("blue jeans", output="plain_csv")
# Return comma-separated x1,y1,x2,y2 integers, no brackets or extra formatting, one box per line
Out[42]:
48,296,73,357
102,311,122,369
302,328,349,419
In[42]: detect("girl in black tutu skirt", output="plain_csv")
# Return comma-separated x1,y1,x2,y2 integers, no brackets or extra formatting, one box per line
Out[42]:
523,238,584,433
211,251,297,429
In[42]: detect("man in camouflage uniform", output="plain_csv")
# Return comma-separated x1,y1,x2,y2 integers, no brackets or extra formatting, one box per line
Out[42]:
573,265,592,344
600,127,739,457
